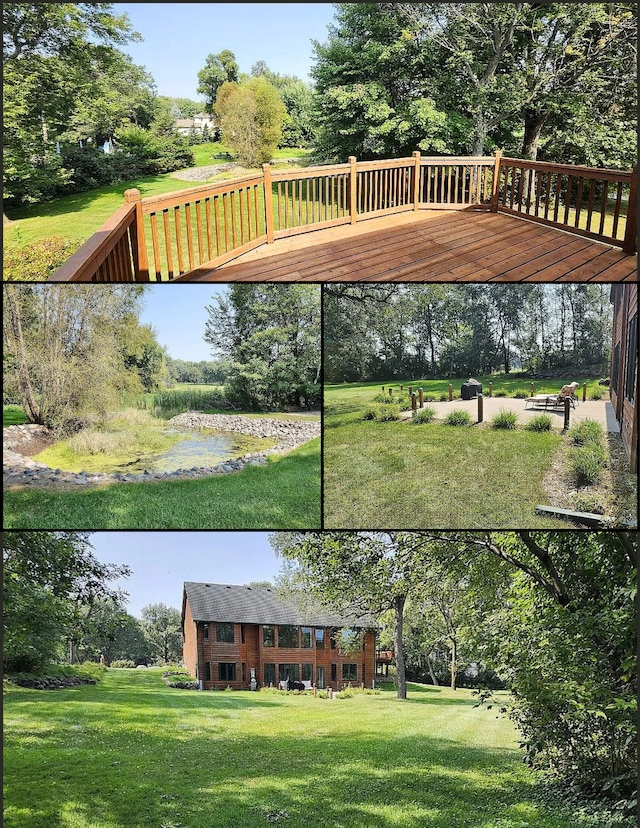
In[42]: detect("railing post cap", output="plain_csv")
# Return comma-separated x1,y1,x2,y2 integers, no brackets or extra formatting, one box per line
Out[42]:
348,155,357,163
493,149,503,158
412,150,421,158
124,188,141,202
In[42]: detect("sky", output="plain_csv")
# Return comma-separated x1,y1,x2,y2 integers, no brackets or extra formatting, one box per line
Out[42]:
138,284,225,361
90,532,282,617
113,3,337,100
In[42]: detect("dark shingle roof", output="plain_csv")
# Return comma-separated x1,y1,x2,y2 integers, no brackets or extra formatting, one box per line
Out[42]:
183,582,375,628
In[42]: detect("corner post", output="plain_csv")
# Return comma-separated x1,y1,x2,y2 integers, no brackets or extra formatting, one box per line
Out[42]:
623,164,637,254
582,383,587,402
124,188,149,282
563,397,571,431
477,394,483,423
262,163,275,243
412,151,421,210
491,150,503,212
348,156,358,224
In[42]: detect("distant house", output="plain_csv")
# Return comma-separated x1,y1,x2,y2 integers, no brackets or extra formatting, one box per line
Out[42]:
174,112,215,137
610,284,638,472
181,582,377,690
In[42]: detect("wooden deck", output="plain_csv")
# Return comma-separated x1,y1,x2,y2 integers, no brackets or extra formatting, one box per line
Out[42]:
187,210,637,282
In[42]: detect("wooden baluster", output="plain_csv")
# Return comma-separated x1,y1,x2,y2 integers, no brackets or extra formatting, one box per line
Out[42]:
123,188,149,281
598,180,609,236
553,174,562,222
276,181,282,232
162,209,174,279
213,196,222,256
262,164,274,243
230,191,238,248
196,200,204,264
349,156,357,224
516,167,524,211
174,206,184,274
239,188,246,245
534,170,541,216
245,188,252,241
563,176,573,224
612,180,623,239
585,179,595,232
574,177,583,227
524,168,533,213
509,165,516,208
254,184,260,238
149,212,162,281
184,203,195,269
623,165,637,253
325,175,329,222
222,193,231,253
298,178,303,226
543,171,552,219
205,198,213,259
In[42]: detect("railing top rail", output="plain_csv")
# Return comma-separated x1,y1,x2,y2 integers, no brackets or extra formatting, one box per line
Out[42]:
140,174,265,212
500,156,634,180
270,162,350,181
419,155,494,165
48,202,136,282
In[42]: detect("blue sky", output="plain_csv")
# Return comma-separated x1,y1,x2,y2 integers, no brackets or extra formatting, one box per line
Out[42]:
113,3,337,99
90,532,282,617
138,284,225,361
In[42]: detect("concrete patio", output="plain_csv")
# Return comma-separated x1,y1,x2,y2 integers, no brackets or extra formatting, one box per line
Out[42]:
400,396,619,431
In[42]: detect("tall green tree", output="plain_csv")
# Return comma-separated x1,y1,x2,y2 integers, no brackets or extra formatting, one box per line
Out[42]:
197,49,239,112
140,603,182,664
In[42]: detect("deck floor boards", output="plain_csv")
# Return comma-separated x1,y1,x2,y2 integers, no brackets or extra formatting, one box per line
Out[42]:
185,210,637,282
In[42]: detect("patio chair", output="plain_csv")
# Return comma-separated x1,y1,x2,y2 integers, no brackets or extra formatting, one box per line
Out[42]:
525,382,579,410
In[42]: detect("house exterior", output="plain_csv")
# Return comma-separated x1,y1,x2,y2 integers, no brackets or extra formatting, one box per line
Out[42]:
181,582,377,691
174,113,215,137
610,284,638,473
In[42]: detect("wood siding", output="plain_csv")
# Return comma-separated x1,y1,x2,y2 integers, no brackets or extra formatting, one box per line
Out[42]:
610,285,638,472
181,596,198,679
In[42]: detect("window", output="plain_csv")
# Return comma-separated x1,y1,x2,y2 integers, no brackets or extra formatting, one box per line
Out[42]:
219,663,236,681
278,625,299,648
278,663,299,682
301,627,312,648
263,625,276,647
264,663,276,686
204,661,211,681
301,663,313,682
342,664,357,681
330,663,337,681
315,629,325,649
203,623,209,642
625,313,637,403
242,663,246,682
216,622,234,643
241,624,246,644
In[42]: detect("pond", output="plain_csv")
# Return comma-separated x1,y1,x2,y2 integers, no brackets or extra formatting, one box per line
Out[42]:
34,426,276,475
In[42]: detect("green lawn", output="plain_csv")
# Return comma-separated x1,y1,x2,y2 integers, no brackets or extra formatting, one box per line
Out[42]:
3,438,320,529
2,668,586,828
3,405,29,427
324,378,572,529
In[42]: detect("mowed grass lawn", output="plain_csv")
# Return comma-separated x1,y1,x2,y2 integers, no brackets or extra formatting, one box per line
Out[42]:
324,377,574,529
3,668,581,828
3,438,320,530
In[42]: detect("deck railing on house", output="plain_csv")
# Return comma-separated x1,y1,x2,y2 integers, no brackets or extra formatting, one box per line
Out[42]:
48,151,637,282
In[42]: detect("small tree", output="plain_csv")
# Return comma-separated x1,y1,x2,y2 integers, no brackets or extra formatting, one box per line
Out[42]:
140,603,182,664
215,77,286,167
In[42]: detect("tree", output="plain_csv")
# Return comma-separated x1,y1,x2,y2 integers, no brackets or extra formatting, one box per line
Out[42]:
140,603,182,664
204,285,320,410
197,49,239,112
215,77,287,167
3,531,130,672
250,61,315,147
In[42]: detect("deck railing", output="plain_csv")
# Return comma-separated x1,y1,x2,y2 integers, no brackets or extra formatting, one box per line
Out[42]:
48,151,637,282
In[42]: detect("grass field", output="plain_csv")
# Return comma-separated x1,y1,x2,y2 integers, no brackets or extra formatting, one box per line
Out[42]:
3,405,29,427
324,377,575,528
3,437,320,529
2,668,587,828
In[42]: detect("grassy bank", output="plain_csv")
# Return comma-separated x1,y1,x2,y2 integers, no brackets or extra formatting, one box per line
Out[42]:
3,405,29,427
324,378,571,528
3,437,320,529
3,667,591,828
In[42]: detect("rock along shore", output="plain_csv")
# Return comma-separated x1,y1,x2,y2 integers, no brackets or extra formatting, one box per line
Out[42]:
3,414,320,489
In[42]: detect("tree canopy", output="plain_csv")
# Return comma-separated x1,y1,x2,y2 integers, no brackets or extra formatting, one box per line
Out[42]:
197,49,239,112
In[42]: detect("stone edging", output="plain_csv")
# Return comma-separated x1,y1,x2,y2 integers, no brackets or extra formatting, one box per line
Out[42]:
3,414,320,489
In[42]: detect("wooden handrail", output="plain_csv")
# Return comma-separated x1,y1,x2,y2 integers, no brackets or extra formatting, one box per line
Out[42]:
46,152,637,281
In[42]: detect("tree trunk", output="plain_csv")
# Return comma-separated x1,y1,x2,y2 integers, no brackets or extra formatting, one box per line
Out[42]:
522,109,548,161
427,653,439,686
450,636,458,690
393,594,407,699
4,287,41,422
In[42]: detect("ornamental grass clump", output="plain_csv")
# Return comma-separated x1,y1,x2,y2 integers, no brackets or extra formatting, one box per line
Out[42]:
444,409,471,426
568,419,605,447
589,387,605,401
377,404,401,421
490,408,519,429
494,389,507,397
413,406,436,424
569,444,607,486
524,413,553,432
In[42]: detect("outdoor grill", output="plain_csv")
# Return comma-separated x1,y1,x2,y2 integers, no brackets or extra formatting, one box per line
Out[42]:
461,378,482,400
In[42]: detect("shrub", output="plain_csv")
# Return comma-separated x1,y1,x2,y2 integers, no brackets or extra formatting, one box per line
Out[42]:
444,409,471,426
413,406,436,423
315,689,329,699
494,389,507,397
491,408,519,429
4,236,82,282
372,393,402,405
362,405,382,420
571,492,608,515
570,445,606,486
114,125,194,174
589,387,605,401
111,659,136,669
568,419,605,447
438,392,450,402
513,391,529,399
525,414,553,432
377,404,401,421
167,680,199,690
423,395,437,402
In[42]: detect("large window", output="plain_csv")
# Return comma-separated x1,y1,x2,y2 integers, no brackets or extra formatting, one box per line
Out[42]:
301,663,313,682
301,627,312,648
204,661,211,681
278,625,299,648
315,629,325,649
263,625,276,647
216,622,234,643
330,663,337,681
342,664,357,681
279,663,299,682
625,313,637,403
264,663,276,686
203,623,209,642
219,663,236,681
